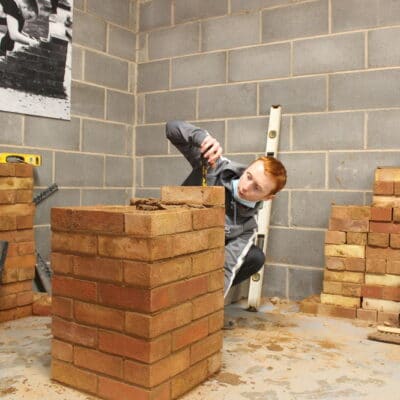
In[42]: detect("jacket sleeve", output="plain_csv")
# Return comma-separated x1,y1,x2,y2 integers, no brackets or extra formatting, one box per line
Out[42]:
166,120,209,168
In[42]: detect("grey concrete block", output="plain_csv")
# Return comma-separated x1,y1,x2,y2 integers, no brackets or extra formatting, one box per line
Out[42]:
262,264,288,298
262,0,328,43
369,27,400,68
0,112,22,145
83,120,129,155
71,82,105,119
138,33,148,63
368,110,400,149
127,126,134,156
279,153,325,189
291,190,364,229
87,0,131,27
85,51,129,90
34,189,80,226
232,0,291,13
105,156,133,187
72,45,83,80
143,156,192,186
129,63,137,94
148,23,199,60
35,226,50,262
169,120,226,155
332,0,378,32
229,43,290,82
137,94,145,124
289,268,323,301
82,189,130,205
135,157,143,186
227,116,290,153
55,152,104,187
108,25,136,61
106,90,135,124
25,116,80,151
329,151,400,190
136,124,168,155
378,0,400,25
202,13,259,52
292,112,364,151
271,190,289,227
293,33,364,75
225,154,256,166
145,90,196,123
73,10,106,51
199,84,257,119
175,0,228,23
137,60,169,93
74,0,85,10
267,227,325,267
172,52,226,89
140,0,171,31
330,70,400,110
260,76,326,114
134,188,161,198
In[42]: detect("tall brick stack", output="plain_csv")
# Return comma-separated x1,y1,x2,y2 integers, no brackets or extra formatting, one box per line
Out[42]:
50,186,225,400
318,167,400,325
0,163,35,323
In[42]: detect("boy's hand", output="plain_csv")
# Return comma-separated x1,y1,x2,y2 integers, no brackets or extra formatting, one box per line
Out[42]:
200,135,222,167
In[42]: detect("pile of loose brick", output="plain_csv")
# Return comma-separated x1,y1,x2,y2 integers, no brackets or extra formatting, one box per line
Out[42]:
316,167,400,324
50,186,225,400
0,163,35,323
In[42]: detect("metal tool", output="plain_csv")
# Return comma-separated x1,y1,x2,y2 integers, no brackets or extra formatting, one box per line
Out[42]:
0,240,9,283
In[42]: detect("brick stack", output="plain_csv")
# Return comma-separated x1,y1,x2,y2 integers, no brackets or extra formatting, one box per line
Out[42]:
50,186,225,400
0,163,35,323
316,167,400,325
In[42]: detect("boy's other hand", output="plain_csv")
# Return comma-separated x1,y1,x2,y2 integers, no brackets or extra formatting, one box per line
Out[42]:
200,135,222,167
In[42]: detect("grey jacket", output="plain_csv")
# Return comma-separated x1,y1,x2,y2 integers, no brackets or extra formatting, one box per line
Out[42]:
166,120,261,296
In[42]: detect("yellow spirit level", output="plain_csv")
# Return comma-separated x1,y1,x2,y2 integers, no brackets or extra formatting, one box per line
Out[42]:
0,153,42,166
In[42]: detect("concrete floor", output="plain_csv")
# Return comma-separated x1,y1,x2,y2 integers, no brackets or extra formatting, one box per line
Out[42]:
0,301,399,400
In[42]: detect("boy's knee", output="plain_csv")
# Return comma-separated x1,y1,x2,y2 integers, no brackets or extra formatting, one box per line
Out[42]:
246,245,265,269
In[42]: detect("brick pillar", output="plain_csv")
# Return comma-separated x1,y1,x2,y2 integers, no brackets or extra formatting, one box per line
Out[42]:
50,186,225,400
0,163,35,322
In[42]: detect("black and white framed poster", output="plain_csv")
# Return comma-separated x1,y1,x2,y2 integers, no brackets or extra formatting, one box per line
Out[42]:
0,0,73,120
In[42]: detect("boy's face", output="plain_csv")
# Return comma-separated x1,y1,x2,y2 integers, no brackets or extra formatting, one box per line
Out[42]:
238,160,276,202
21,5,36,21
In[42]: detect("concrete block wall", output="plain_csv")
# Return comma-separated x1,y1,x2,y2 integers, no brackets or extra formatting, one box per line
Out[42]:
50,186,225,399
0,164,36,322
135,0,400,300
0,0,137,262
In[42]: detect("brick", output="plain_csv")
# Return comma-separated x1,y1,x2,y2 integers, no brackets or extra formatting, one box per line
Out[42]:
208,270,224,292
72,255,123,283
0,308,15,322
192,207,225,230
366,246,392,259
172,317,209,351
74,301,124,332
52,339,73,362
16,214,34,229
17,264,35,281
370,222,400,234
368,232,389,248
372,196,400,208
0,280,31,296
192,291,224,320
51,359,97,395
324,270,364,284
52,276,97,302
341,283,361,297
323,281,342,295
13,163,33,178
192,248,225,276
98,376,170,400
395,182,400,196
366,259,386,274
325,256,345,271
325,244,365,258
320,293,360,309
125,208,192,236
356,308,377,322
329,218,369,232
208,352,222,375
374,181,394,195
344,258,365,272
52,296,73,319
190,331,223,365
0,229,34,243
171,359,208,399
387,260,400,275
167,276,209,306
16,190,33,203
363,298,400,314
393,208,400,222
0,190,16,204
51,253,73,275
209,310,224,333
98,330,171,363
377,311,399,326
74,346,123,378
125,302,192,339
0,163,16,176
161,186,225,207
52,317,97,348
51,232,97,256
0,177,33,190
371,207,392,221
15,305,31,319
32,293,51,316
0,215,16,231
382,287,400,302
123,256,191,289
0,294,16,310
365,274,400,287
325,230,346,244
17,291,33,306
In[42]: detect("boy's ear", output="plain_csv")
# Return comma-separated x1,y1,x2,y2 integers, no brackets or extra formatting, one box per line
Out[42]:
263,194,275,201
